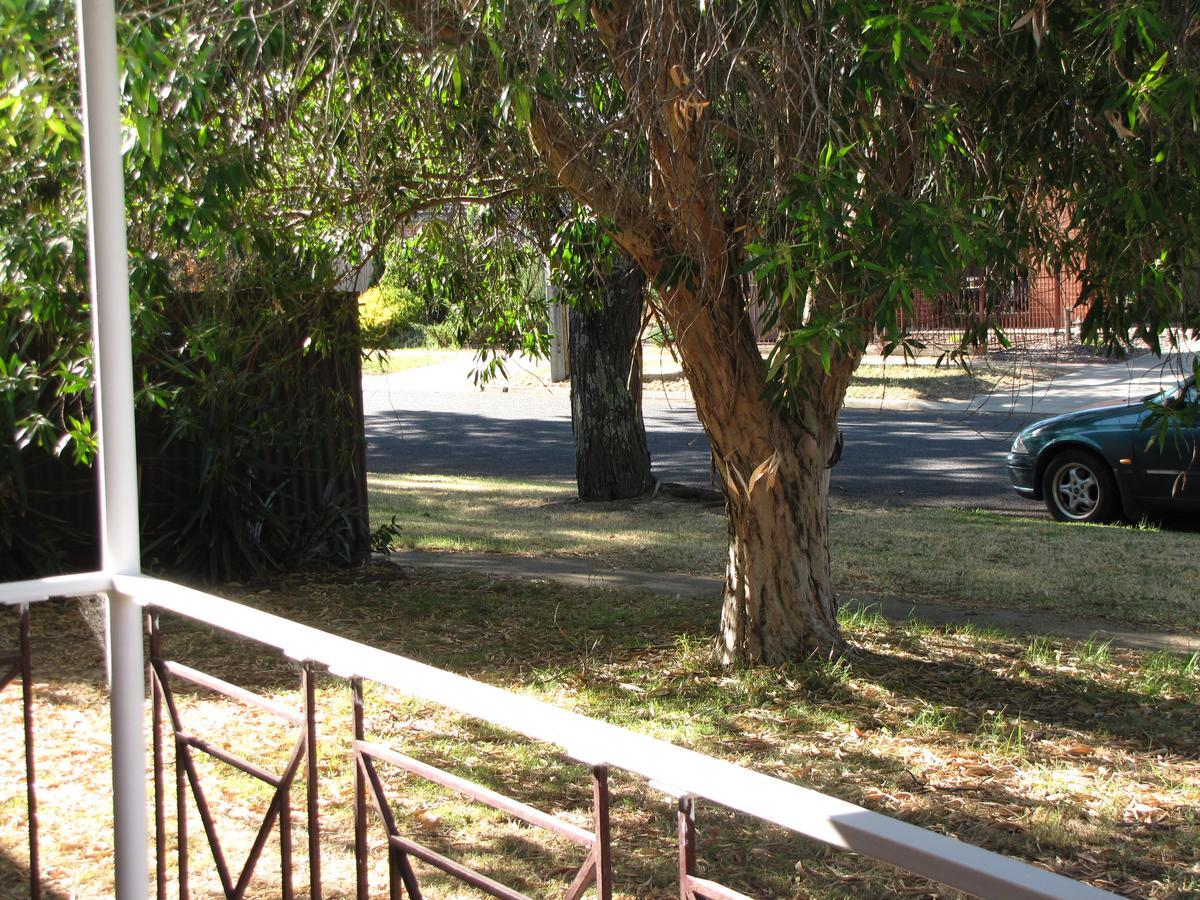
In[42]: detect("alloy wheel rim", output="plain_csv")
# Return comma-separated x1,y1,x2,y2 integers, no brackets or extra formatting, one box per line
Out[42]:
1053,464,1099,519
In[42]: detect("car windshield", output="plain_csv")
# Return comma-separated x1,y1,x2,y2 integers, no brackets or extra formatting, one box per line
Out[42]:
1144,376,1197,406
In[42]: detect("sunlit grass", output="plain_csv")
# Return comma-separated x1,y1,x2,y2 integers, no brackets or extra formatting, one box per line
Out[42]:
369,473,1200,631
369,473,727,575
361,348,465,374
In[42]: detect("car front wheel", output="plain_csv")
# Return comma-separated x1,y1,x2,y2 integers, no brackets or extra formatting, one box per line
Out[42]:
1042,450,1119,523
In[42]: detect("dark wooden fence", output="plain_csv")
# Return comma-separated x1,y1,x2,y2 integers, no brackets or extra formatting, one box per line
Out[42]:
3,291,369,580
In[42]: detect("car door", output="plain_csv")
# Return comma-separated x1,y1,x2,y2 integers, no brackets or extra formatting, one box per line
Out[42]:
1132,381,1200,509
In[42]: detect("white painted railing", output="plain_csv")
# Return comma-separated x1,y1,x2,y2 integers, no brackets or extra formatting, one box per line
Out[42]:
1,573,1117,899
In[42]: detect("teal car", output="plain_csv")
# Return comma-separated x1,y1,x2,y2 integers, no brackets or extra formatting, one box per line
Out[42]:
1006,377,1199,522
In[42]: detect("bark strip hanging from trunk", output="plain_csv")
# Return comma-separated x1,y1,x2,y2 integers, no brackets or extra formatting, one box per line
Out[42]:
645,274,851,665
716,430,846,666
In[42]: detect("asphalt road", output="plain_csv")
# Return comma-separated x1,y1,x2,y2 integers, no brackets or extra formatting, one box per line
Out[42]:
363,376,1044,512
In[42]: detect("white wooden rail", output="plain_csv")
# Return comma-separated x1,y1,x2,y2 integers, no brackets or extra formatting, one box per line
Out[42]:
1,573,1117,898
0,573,113,606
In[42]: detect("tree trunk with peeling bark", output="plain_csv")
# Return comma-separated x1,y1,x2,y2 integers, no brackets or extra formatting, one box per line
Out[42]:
568,257,653,501
715,406,845,665
522,24,859,662
658,280,853,665
390,0,871,664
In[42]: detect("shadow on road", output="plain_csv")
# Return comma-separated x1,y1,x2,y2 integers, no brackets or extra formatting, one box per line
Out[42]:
365,406,714,485
366,403,1042,512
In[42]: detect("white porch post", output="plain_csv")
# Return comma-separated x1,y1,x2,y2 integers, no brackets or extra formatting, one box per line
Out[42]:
76,0,149,896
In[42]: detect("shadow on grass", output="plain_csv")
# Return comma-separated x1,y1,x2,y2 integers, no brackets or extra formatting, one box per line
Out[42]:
18,571,1199,763
848,645,1198,755
0,849,70,900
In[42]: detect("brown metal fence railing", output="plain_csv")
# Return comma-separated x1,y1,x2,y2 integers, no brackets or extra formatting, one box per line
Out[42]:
1,573,1119,899
148,614,321,900
750,270,1084,352
351,674,614,899
0,605,39,899
897,270,1082,351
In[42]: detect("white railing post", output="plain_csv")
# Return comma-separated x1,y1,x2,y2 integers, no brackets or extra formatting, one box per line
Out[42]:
76,0,148,896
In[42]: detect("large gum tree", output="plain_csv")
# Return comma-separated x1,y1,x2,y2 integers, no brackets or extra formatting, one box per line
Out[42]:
15,0,1195,660
385,0,1199,664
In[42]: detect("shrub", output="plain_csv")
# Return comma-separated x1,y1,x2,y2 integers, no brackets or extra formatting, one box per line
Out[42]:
391,320,461,349
358,284,427,346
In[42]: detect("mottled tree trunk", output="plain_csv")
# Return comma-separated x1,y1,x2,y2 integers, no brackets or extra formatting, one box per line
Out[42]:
526,11,858,662
652,276,854,665
715,417,845,665
568,257,654,501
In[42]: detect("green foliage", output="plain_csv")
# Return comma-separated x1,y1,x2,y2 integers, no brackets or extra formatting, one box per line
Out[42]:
0,1,381,579
733,2,1199,404
548,210,626,311
136,289,365,581
0,1,95,537
368,514,405,555
392,321,461,349
379,216,550,371
744,5,1045,407
1058,5,1200,354
358,284,428,346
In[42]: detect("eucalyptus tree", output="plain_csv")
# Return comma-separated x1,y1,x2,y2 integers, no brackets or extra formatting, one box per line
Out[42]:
132,0,662,509
381,0,1199,664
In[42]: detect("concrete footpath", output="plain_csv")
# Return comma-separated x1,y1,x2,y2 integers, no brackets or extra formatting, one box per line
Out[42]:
846,340,1198,416
385,550,1200,655
371,340,1198,420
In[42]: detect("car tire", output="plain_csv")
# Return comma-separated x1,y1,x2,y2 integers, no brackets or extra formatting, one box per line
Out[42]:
1041,450,1119,524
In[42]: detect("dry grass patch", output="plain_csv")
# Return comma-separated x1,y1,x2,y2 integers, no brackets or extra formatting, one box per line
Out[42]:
2,565,1198,898
369,474,1200,631
370,473,728,576
845,362,987,401
831,505,1200,629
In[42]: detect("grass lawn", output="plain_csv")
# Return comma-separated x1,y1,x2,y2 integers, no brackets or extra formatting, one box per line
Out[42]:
1,566,1196,897
369,473,1200,632
844,361,1057,402
361,348,463,375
